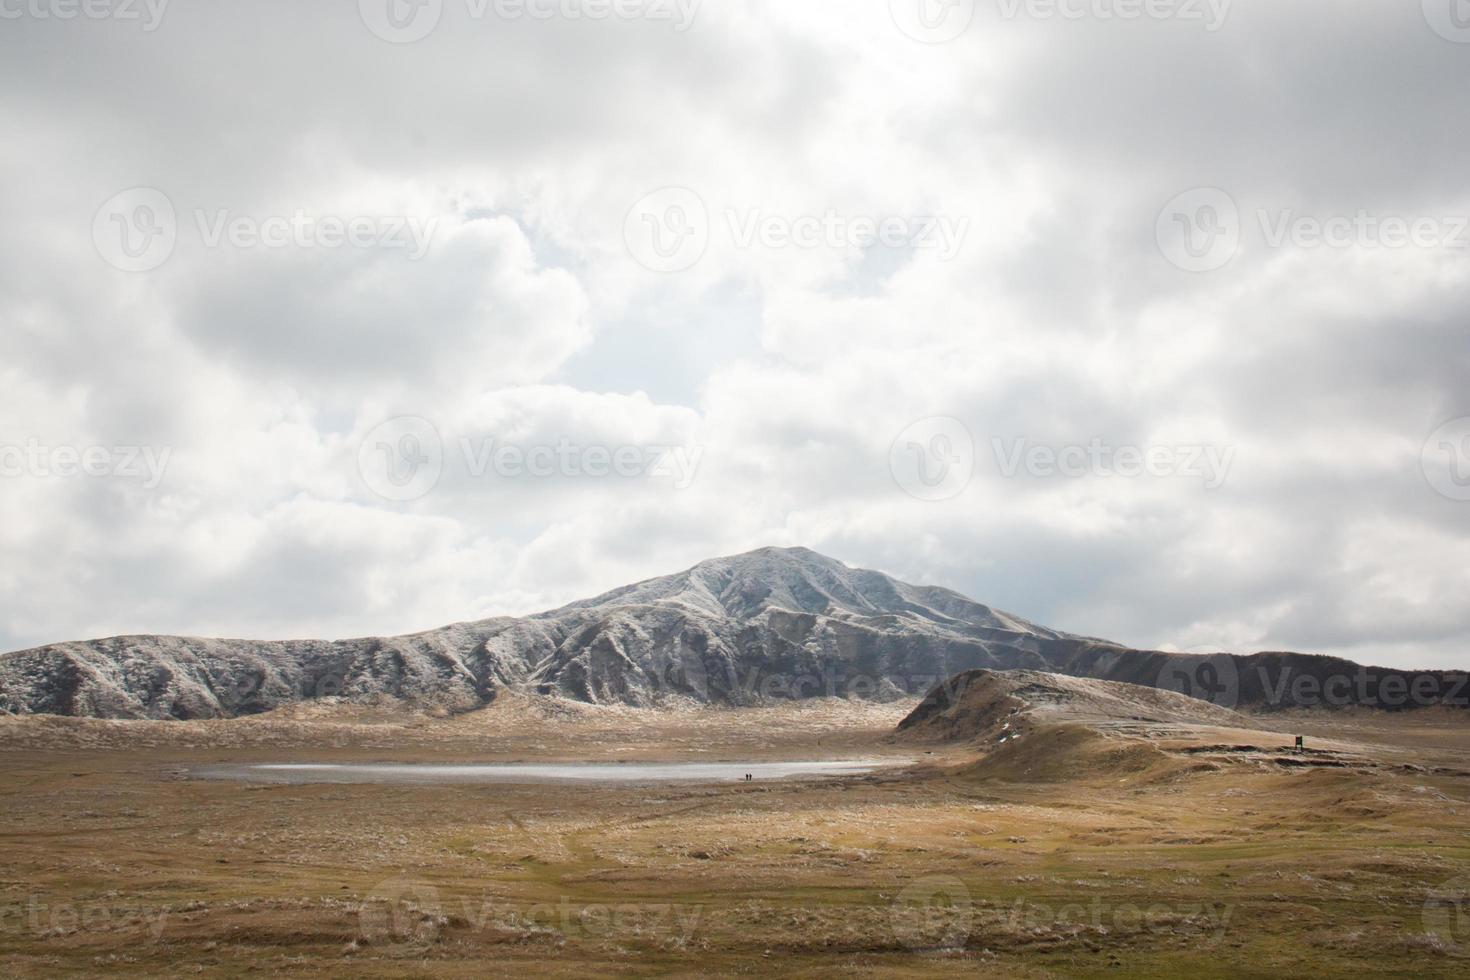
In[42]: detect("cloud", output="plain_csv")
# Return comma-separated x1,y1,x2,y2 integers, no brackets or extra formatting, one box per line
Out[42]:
1,1,1467,670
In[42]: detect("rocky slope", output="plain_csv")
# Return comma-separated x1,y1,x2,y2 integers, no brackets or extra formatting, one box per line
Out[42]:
895,668,1254,745
894,669,1401,787
2,547,1466,719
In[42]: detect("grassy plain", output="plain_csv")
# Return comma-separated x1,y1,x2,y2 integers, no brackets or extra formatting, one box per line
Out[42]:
1,697,1468,977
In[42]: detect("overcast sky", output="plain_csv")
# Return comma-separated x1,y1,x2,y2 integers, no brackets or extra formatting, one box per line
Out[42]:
2,0,1467,669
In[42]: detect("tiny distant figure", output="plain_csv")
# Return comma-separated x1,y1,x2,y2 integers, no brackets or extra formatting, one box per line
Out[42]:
1295,735,1304,752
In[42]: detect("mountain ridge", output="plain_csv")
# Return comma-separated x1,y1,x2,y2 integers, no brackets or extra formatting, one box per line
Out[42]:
2,547,1466,719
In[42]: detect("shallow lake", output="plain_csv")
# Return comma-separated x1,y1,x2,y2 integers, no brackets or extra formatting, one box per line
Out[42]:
192,759,907,785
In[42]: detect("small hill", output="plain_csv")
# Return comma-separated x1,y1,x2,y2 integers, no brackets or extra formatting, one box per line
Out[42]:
896,668,1255,744
897,669,1287,785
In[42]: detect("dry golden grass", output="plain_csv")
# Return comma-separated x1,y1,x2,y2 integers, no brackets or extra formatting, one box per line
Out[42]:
2,697,1468,977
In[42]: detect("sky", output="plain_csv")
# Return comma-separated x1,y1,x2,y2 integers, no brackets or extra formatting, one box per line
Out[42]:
1,0,1468,669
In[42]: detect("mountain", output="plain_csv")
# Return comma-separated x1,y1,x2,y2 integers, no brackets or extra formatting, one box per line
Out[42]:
1,547,1466,719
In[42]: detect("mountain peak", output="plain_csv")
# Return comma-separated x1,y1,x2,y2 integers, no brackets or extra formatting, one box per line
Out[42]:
549,546,883,622
546,546,1037,632
730,545,830,561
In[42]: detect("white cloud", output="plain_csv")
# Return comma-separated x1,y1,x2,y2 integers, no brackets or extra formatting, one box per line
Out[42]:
0,1,1467,671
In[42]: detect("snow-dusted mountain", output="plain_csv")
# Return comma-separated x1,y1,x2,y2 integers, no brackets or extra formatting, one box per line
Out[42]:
0,548,1073,719
2,547,1463,719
